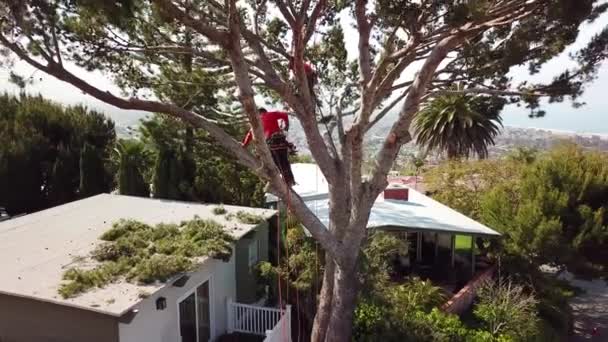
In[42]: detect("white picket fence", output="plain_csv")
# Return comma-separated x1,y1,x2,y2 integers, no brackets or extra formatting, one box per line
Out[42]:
227,299,291,341
263,309,292,342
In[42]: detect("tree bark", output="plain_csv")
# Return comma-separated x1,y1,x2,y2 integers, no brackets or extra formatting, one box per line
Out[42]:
311,258,335,342
323,261,359,342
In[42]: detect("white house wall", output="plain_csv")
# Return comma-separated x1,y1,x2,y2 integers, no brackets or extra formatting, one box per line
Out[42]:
118,251,237,342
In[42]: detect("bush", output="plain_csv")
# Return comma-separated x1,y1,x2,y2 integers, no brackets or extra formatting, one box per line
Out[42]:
360,231,408,293
353,300,386,342
474,279,539,341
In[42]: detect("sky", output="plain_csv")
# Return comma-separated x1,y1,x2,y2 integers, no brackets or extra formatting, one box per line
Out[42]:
0,7,607,133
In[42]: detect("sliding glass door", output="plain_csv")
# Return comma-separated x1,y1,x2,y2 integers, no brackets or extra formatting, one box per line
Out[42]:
197,282,211,342
178,280,212,342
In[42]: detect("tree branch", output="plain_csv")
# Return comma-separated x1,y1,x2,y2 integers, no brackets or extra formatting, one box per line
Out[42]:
0,34,258,169
367,34,465,198
275,0,297,28
152,0,229,44
355,0,373,84
50,20,62,67
304,0,328,44
428,87,548,98
223,0,343,261
366,89,409,133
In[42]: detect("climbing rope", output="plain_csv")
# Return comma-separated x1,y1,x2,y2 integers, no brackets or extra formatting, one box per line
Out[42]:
276,203,286,342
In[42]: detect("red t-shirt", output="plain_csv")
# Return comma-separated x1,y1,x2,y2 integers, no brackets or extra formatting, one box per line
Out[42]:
242,111,289,146
289,60,314,77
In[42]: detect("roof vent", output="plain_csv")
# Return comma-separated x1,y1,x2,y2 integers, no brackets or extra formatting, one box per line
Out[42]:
384,185,409,201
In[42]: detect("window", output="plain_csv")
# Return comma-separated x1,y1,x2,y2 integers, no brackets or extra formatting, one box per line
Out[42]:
248,239,259,268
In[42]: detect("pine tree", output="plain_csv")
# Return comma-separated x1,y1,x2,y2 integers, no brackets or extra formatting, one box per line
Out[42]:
79,142,104,197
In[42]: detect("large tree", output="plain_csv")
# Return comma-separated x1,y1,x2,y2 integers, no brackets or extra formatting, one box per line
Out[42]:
0,93,115,214
1,1,607,340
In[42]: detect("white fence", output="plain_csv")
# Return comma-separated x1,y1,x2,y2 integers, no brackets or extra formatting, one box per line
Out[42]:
263,309,292,342
227,299,291,340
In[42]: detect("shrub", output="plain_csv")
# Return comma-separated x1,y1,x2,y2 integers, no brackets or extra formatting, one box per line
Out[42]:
474,279,539,341
353,300,386,342
360,231,408,293
388,278,448,314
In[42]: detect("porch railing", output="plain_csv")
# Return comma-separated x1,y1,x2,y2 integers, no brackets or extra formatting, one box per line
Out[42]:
263,308,292,342
227,299,291,340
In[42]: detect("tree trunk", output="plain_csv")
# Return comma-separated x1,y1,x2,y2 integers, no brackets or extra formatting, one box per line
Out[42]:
323,262,359,342
311,258,335,342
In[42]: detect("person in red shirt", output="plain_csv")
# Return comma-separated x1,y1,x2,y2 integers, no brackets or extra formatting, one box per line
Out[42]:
242,108,296,187
288,56,317,96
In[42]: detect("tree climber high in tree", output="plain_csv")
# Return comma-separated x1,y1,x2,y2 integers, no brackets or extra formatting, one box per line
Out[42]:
242,108,297,188
2,0,608,340
289,55,318,98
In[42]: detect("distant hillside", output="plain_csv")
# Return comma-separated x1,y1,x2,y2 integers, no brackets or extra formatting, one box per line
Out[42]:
113,114,608,158
287,120,608,161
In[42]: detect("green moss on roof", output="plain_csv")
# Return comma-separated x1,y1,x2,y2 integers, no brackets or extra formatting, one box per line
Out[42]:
235,211,265,225
59,217,234,299
212,205,227,215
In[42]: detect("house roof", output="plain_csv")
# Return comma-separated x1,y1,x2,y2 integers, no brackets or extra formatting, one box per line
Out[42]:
305,189,500,237
0,194,275,317
265,163,329,203
270,163,500,237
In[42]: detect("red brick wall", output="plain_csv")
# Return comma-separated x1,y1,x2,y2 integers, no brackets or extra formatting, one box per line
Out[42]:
441,266,496,315
384,188,409,201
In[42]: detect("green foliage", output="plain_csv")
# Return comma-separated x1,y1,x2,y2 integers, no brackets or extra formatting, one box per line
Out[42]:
352,281,514,342
140,114,265,207
474,279,540,341
129,255,192,284
289,153,315,164
114,139,151,197
100,219,150,241
425,159,522,220
428,145,608,271
426,145,608,340
265,214,321,291
235,211,265,225
480,143,608,269
0,93,115,213
414,92,504,159
353,299,386,342
60,217,234,298
79,142,105,197
360,231,408,294
213,205,227,215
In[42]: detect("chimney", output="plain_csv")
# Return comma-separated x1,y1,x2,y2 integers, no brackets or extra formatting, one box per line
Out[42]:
384,184,409,201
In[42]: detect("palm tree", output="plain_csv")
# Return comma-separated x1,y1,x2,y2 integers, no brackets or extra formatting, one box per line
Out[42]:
113,139,151,197
413,92,504,159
